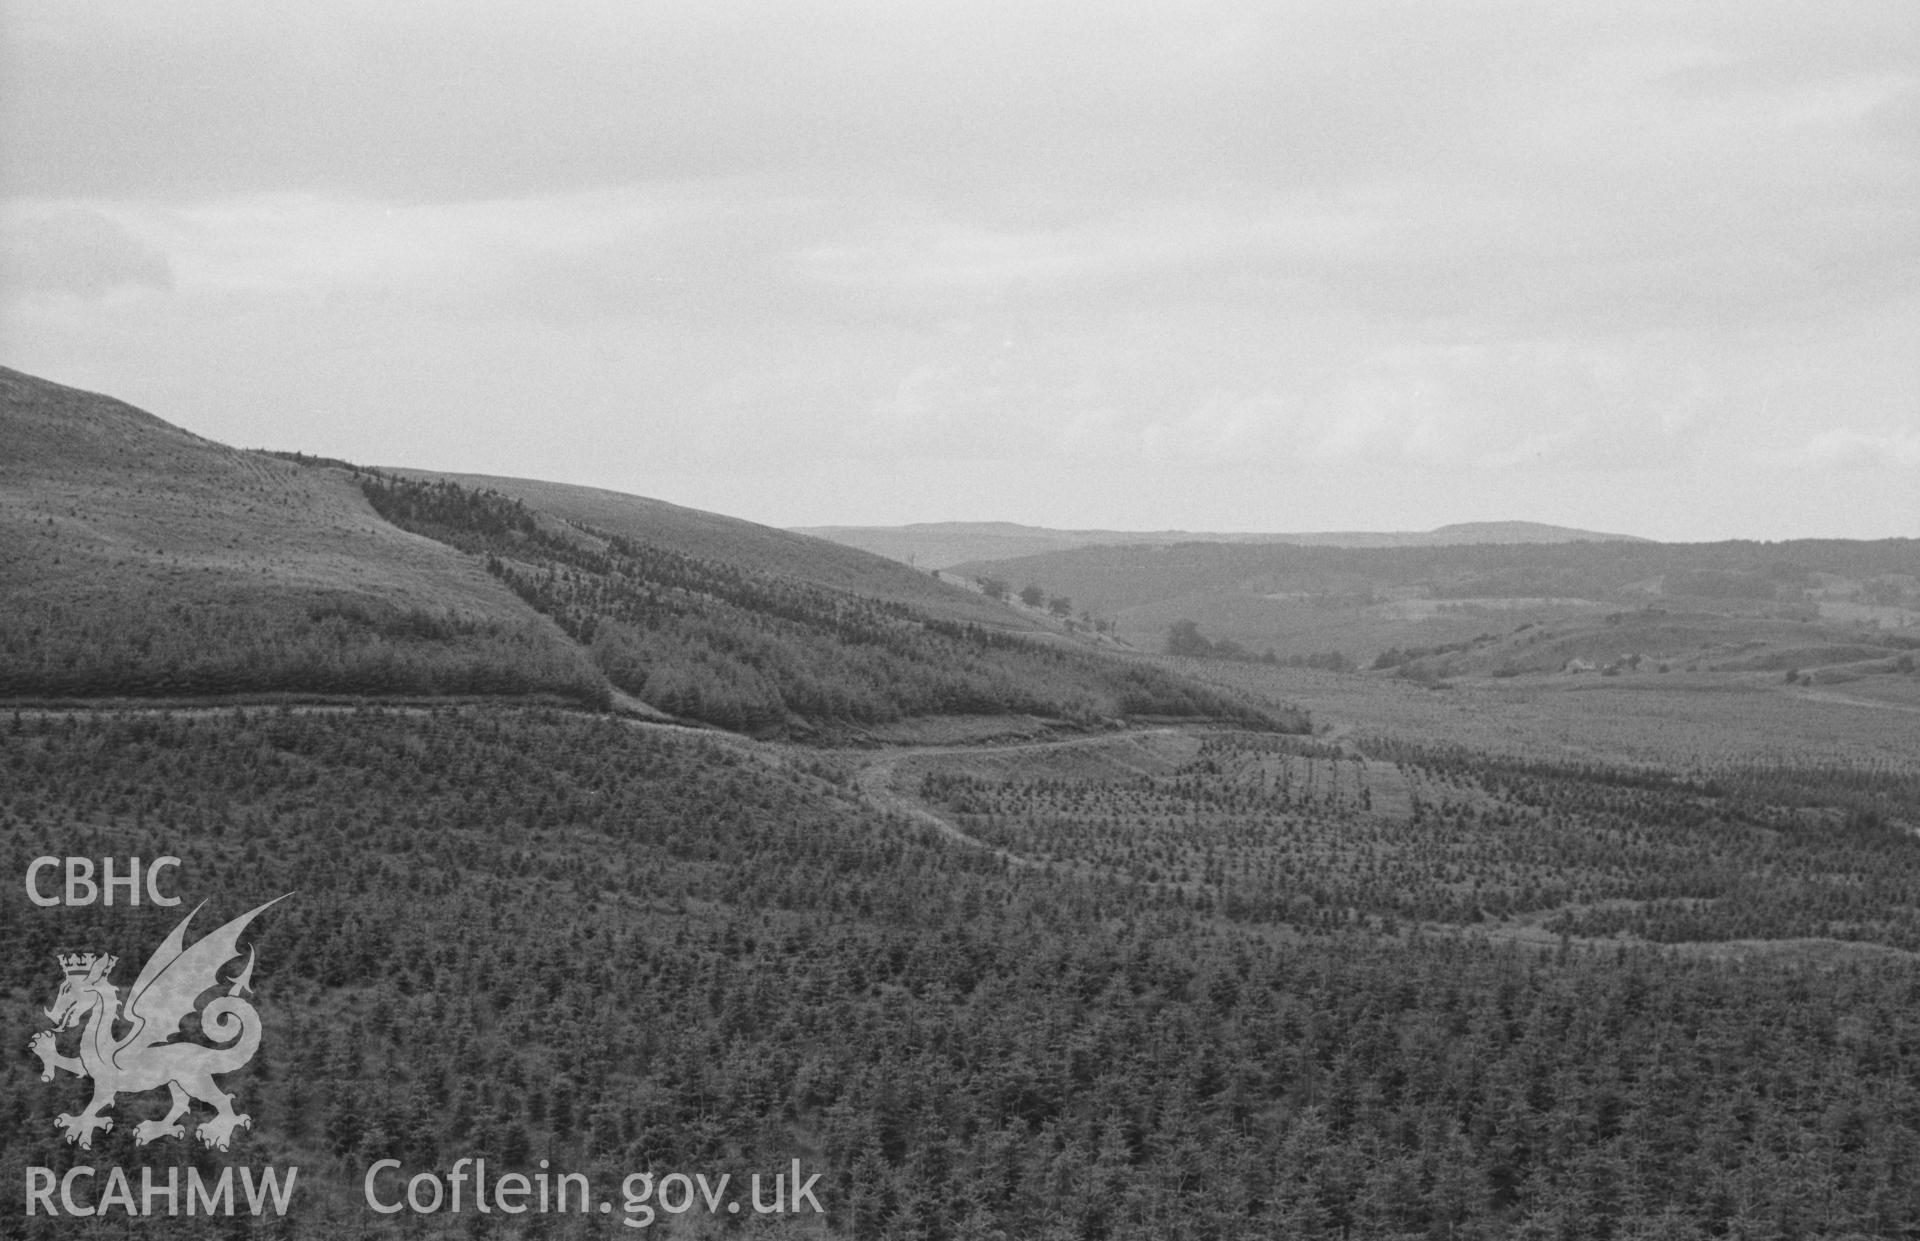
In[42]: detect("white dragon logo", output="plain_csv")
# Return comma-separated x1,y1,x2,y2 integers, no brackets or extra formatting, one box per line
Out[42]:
27,895,289,1152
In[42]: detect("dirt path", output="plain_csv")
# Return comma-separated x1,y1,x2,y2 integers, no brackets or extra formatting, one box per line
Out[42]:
854,751,1038,866
849,727,1189,867
1792,688,1920,715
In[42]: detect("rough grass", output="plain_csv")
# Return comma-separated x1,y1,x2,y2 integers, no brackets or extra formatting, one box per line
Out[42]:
1173,657,1920,770
0,368,606,703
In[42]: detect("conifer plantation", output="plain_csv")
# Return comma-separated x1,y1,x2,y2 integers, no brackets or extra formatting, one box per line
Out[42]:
7,369,1920,1237
7,707,1920,1238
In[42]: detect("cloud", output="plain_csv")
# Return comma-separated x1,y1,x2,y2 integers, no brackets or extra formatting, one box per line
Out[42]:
1311,341,1721,471
16,187,836,330
1805,428,1920,470
0,206,173,299
4,1,1909,203
10,3,1916,344
2,1,1916,536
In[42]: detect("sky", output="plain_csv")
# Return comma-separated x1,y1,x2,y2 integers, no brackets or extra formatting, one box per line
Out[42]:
2,1,1916,540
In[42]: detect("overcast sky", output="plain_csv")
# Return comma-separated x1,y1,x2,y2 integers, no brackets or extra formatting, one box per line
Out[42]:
3,2,1915,539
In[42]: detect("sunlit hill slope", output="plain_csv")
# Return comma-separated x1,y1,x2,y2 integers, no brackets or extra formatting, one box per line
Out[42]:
0,366,603,702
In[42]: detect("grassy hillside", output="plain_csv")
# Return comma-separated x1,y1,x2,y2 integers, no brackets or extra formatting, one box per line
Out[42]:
0,368,606,703
0,366,1292,733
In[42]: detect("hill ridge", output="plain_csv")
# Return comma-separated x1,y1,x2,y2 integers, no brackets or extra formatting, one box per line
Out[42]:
795,518,1650,571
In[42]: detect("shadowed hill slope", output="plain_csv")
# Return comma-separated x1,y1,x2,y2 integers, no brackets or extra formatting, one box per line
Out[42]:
352,471,1295,735
396,471,1027,631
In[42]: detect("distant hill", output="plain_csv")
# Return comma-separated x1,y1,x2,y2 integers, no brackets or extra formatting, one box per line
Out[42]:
1423,521,1654,545
944,536,1920,681
796,519,1649,569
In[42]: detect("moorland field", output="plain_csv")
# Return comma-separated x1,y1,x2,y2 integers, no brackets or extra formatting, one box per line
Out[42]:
5,367,1920,1238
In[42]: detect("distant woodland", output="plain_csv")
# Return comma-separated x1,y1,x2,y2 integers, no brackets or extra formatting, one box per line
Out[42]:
963,538,1920,616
